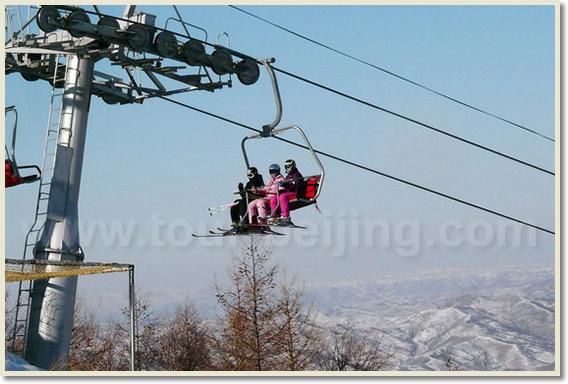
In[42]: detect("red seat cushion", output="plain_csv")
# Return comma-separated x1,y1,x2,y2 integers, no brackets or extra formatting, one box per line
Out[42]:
5,160,23,187
303,175,321,199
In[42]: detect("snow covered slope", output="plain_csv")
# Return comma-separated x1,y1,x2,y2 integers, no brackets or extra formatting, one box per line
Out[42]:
307,264,555,371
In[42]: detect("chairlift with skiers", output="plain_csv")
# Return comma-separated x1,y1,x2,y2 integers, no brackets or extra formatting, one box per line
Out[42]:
193,59,325,237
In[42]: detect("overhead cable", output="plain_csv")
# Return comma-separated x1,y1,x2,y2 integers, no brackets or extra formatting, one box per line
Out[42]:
158,95,554,236
228,5,554,143
272,66,554,176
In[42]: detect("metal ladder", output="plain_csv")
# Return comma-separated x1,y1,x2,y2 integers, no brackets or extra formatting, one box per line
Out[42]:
5,5,38,44
10,54,69,356
5,6,24,43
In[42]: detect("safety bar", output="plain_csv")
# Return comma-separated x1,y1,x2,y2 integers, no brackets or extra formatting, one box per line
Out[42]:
241,124,325,201
17,164,42,181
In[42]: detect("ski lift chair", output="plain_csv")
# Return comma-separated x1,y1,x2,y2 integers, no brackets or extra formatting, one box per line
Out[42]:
5,106,41,188
241,60,325,215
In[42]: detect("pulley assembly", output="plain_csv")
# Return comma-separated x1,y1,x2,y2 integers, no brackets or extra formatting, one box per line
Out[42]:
35,5,260,86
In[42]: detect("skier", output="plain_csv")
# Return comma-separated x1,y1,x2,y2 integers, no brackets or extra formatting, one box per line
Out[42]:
269,159,305,224
230,167,264,226
248,163,285,224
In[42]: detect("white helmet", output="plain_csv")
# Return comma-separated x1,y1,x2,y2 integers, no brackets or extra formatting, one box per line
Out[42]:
284,159,296,174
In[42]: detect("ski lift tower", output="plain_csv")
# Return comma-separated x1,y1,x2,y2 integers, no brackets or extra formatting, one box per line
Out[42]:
5,5,260,370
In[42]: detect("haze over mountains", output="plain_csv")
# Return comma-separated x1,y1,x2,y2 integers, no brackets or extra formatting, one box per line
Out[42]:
307,264,555,371
75,262,555,371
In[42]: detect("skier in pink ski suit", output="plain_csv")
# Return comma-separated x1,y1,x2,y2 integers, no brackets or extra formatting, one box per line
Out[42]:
248,163,285,224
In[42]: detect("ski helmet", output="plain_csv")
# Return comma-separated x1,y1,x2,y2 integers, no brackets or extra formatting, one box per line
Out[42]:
247,167,258,179
269,163,281,174
284,159,296,173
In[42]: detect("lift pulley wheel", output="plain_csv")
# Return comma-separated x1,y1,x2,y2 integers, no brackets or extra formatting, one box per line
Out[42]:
37,6,61,33
235,58,260,86
126,24,150,52
21,72,40,82
180,40,206,66
154,31,178,58
210,49,234,76
67,11,91,38
97,16,120,44
102,93,121,105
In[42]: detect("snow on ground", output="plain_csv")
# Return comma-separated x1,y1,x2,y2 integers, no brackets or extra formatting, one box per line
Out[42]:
5,352,44,371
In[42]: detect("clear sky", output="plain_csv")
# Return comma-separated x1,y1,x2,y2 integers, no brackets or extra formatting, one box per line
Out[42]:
5,4,556,316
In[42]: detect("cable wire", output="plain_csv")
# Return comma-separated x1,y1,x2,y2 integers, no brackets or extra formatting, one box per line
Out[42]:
272,66,554,176
228,5,554,143
48,6,553,176
158,95,554,236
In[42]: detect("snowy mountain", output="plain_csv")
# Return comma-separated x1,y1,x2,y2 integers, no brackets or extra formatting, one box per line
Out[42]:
306,264,555,371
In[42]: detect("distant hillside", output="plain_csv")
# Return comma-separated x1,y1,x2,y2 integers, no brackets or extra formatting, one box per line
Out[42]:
306,264,555,371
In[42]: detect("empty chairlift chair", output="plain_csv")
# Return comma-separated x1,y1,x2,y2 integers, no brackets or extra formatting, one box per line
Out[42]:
5,106,41,188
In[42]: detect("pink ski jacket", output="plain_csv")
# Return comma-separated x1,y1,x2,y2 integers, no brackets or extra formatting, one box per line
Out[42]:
255,174,285,197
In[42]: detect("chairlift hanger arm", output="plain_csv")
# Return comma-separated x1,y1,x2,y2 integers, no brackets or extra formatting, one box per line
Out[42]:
5,106,18,164
261,58,282,135
241,59,325,201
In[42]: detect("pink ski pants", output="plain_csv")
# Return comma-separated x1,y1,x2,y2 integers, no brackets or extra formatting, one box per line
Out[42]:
270,192,296,218
248,198,270,223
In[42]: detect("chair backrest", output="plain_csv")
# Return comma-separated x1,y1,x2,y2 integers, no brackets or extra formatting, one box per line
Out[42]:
288,175,321,211
302,175,321,199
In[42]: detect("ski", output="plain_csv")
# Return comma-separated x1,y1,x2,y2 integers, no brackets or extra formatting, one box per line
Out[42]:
267,221,307,229
191,233,225,238
192,225,284,238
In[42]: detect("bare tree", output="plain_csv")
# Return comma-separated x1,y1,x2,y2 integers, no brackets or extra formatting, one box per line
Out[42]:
5,291,24,355
275,273,321,371
316,320,392,371
116,290,163,371
213,238,282,370
444,353,460,371
69,298,128,371
153,301,213,370
213,237,320,371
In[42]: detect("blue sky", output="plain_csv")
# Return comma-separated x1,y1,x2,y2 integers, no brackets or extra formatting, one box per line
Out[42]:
5,5,556,315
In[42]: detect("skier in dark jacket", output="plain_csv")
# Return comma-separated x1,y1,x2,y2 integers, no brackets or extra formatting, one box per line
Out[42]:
230,167,264,226
269,159,305,224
